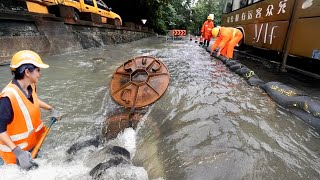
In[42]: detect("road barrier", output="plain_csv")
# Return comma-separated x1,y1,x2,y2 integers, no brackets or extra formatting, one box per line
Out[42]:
172,29,186,36
166,29,187,41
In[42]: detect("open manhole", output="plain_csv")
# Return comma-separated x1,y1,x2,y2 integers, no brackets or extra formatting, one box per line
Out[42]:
104,113,142,140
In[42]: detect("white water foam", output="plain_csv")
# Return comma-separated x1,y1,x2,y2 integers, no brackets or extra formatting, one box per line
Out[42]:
107,127,137,159
0,161,90,180
0,127,148,179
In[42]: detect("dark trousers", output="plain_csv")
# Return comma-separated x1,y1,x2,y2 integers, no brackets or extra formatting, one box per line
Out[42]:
203,39,210,47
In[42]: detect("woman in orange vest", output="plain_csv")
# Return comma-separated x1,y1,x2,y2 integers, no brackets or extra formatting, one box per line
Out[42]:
201,14,214,47
210,26,243,59
0,50,53,169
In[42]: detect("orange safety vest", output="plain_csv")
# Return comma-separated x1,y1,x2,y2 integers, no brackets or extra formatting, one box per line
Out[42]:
201,20,214,40
0,81,46,164
211,27,242,51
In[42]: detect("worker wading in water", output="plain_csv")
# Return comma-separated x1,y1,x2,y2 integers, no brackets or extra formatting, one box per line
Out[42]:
210,26,243,59
201,14,214,47
0,50,55,170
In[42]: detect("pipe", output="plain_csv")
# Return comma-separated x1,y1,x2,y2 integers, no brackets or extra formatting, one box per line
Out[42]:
280,0,300,72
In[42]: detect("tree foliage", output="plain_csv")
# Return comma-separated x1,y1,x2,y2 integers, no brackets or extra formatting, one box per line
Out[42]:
105,0,223,34
189,0,224,35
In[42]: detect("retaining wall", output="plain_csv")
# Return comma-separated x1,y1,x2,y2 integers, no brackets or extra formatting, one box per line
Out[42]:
0,12,154,63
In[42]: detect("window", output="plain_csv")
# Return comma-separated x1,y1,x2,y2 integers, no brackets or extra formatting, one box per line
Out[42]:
84,0,94,6
240,0,248,8
97,0,108,10
248,0,262,5
223,0,249,13
223,0,233,13
223,0,253,13
232,0,240,11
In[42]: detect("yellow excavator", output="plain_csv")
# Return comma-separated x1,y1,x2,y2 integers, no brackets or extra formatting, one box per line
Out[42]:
26,0,122,26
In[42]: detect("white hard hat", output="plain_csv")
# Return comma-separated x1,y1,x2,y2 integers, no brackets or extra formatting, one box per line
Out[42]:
208,14,214,20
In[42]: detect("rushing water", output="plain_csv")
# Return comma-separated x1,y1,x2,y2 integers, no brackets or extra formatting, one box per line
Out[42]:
0,37,319,179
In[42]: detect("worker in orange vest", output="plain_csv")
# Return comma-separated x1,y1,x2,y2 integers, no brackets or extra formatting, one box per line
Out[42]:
0,50,55,169
210,26,243,59
201,14,214,47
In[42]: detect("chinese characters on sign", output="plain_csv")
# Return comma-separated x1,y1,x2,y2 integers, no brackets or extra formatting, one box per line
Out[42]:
235,14,239,22
227,0,287,24
266,5,274,16
248,10,253,20
241,12,246,21
278,0,287,14
256,8,262,18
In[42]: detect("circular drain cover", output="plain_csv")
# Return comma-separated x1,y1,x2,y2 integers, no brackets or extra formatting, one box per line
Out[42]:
110,56,170,108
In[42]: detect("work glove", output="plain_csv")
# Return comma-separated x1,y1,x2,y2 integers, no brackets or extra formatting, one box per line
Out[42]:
217,50,221,57
13,146,38,170
50,108,63,121
210,49,219,56
215,47,221,57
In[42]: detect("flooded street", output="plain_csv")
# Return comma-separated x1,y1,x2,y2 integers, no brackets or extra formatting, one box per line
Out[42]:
0,37,319,179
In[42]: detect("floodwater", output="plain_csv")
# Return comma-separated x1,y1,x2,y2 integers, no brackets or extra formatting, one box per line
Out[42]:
0,37,319,179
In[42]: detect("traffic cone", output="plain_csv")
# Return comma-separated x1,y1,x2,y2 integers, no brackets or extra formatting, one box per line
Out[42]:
195,36,198,43
189,34,193,41
199,35,203,45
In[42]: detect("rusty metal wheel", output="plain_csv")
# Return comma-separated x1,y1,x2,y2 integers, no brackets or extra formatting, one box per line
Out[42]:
115,18,121,26
73,10,80,20
110,56,170,108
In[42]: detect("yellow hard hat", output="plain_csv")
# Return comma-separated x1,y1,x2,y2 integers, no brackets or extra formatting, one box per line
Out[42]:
10,50,49,70
207,16,212,20
212,27,220,37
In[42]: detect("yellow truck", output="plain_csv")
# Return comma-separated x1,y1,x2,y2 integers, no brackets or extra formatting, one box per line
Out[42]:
26,0,122,26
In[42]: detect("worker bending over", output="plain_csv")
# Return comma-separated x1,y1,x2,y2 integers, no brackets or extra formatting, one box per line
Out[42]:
210,26,243,59
201,14,214,47
0,50,54,169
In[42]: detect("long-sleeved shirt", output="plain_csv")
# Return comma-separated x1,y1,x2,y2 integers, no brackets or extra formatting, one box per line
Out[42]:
0,79,34,133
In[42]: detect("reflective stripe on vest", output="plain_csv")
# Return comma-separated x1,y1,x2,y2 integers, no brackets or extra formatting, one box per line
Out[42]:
232,28,237,38
0,142,28,152
0,87,44,152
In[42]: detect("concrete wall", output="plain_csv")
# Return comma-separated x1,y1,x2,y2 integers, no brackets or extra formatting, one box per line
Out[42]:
0,18,154,64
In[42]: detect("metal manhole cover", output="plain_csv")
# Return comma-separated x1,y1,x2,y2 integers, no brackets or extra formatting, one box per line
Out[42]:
110,56,170,108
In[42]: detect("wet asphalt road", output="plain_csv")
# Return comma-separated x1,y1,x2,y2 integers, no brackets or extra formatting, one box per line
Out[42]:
0,37,319,180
